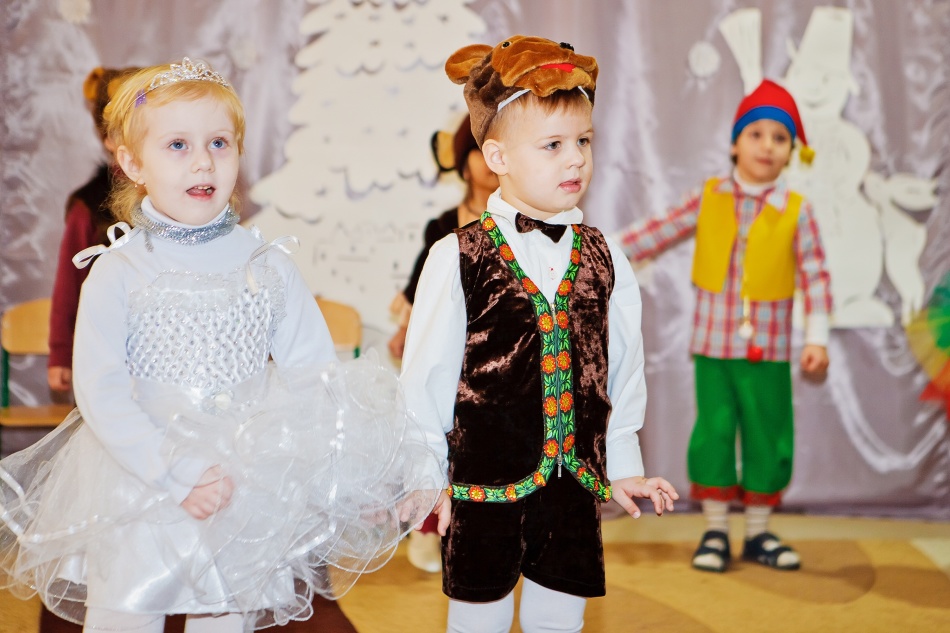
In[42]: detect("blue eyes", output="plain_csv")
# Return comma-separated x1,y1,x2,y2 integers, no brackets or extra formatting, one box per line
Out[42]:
544,138,590,151
167,138,228,151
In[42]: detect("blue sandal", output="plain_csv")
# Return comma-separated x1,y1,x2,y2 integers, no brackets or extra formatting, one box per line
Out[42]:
692,530,731,572
742,532,801,570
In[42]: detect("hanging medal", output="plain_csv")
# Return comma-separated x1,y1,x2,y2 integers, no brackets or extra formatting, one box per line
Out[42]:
740,296,763,363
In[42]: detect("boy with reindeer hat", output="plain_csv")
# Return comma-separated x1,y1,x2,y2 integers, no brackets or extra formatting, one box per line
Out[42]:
401,36,678,633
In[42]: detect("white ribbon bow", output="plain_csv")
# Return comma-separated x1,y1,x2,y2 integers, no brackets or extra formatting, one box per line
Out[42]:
72,222,140,269
245,235,300,295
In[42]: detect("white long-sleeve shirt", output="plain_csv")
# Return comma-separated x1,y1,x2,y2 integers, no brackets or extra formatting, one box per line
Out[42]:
401,190,647,487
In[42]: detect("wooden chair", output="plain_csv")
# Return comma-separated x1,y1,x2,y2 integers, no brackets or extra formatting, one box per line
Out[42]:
1,298,74,452
315,297,362,358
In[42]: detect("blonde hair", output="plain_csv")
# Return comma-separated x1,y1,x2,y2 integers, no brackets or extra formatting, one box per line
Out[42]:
103,61,246,224
485,89,593,145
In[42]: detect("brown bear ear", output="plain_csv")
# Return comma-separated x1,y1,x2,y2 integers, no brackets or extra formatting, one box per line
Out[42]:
445,44,492,84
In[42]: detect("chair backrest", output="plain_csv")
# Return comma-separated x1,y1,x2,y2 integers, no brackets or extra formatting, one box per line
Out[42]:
315,297,362,358
1,298,52,355
1,298,53,407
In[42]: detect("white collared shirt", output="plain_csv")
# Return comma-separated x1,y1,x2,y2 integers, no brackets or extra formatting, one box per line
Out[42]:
401,190,647,485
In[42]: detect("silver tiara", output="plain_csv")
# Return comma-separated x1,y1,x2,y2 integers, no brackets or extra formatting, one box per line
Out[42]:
147,57,230,93
135,58,231,107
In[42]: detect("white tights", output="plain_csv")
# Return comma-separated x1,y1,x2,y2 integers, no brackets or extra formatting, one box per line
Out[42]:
447,578,587,633
83,608,244,633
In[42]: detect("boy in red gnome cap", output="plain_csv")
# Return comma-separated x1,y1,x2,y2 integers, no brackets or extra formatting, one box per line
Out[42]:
617,79,832,573
401,36,678,632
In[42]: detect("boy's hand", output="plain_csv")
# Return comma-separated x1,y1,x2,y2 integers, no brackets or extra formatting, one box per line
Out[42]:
800,344,829,381
610,475,678,518
181,466,234,520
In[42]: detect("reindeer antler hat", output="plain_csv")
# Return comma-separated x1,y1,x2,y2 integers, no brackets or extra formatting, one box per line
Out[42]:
445,35,598,146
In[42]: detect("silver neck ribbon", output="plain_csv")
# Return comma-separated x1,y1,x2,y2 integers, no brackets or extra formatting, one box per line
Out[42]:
131,206,239,248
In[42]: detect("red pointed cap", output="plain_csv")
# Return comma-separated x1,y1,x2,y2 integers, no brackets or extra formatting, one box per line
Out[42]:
731,79,808,147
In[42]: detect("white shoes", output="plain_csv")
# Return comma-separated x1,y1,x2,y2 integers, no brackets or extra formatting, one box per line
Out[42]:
407,530,442,573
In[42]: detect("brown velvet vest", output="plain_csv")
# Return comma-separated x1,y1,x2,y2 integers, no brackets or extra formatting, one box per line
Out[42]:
450,219,614,501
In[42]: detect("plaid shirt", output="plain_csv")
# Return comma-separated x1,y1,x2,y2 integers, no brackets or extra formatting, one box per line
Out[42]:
618,176,832,362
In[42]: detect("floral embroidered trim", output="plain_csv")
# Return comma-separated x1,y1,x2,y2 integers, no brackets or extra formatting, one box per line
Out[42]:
450,212,611,503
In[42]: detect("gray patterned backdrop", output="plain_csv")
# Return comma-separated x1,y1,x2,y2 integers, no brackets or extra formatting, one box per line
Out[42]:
1,0,948,517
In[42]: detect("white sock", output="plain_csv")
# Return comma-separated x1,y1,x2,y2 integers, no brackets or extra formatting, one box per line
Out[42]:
702,499,730,534
745,504,772,538
183,613,245,633
83,608,165,633
694,500,731,569
519,578,587,633
447,593,515,633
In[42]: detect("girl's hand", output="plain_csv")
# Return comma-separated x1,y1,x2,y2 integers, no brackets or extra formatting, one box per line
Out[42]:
610,475,679,518
434,490,452,536
397,489,451,534
181,466,234,520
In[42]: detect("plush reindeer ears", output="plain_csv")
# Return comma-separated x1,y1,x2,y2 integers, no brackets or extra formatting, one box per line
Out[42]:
445,44,493,85
444,36,597,146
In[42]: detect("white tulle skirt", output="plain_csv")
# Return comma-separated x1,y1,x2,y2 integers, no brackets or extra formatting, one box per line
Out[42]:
0,355,443,629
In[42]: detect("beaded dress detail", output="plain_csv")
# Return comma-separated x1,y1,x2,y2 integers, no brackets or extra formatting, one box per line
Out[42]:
126,266,283,394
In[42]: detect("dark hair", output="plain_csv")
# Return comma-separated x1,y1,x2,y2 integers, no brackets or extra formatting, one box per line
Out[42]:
452,114,480,180
83,66,140,141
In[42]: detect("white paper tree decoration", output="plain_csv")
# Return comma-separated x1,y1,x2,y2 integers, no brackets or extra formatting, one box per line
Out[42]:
249,0,485,344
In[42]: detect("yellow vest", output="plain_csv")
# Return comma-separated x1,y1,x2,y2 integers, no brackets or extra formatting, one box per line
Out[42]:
691,178,802,301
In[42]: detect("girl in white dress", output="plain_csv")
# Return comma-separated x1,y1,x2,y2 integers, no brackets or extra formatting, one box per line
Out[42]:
0,58,440,633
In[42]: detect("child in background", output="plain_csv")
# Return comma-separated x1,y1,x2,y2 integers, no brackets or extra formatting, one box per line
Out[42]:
48,66,138,393
388,114,497,361
401,36,677,633
616,80,832,573
388,114,498,574
0,58,439,633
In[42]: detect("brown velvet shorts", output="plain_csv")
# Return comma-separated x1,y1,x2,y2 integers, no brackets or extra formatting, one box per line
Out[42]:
441,473,605,602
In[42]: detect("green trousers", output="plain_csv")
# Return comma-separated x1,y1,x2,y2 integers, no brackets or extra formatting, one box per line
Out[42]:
688,355,794,497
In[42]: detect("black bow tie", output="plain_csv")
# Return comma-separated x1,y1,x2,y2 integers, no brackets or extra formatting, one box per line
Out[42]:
515,213,567,242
